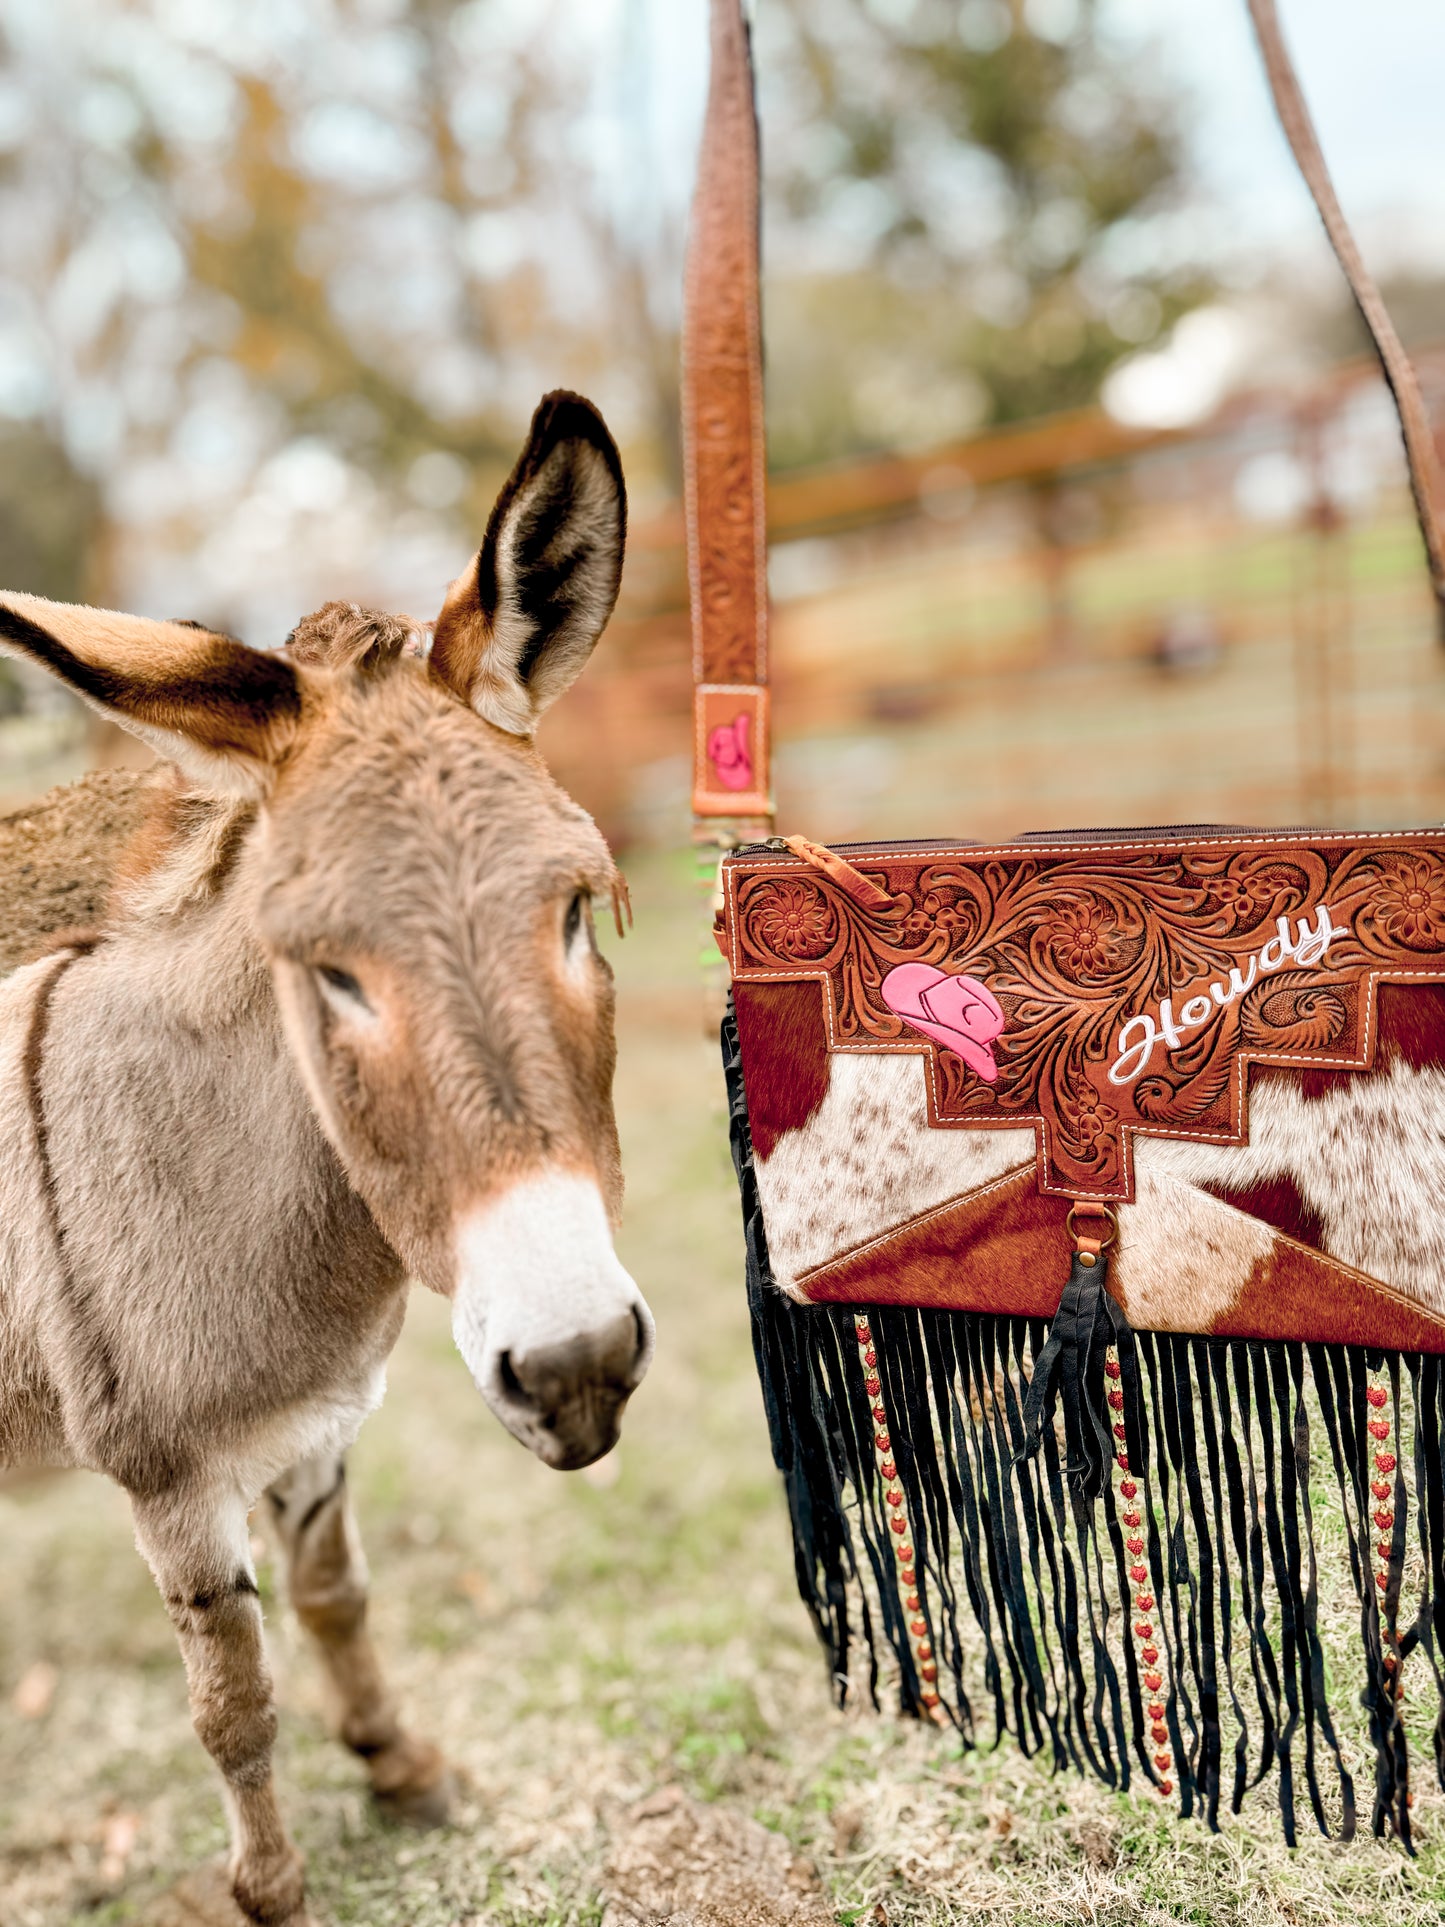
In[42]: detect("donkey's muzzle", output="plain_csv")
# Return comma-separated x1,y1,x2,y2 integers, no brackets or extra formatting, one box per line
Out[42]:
497,1307,649,1470
451,1171,656,1469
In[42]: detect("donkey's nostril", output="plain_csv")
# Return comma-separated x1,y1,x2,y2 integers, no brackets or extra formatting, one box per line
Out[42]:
630,1305,648,1371
498,1350,525,1403
502,1310,642,1417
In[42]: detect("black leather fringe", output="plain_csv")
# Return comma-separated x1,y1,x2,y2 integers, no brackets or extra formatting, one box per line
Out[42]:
723,1005,1445,1846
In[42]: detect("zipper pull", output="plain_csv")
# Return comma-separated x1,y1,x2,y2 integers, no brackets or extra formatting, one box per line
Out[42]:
781,835,899,913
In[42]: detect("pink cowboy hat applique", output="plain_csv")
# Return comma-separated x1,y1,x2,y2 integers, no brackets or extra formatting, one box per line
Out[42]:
707,712,753,792
880,963,1005,1082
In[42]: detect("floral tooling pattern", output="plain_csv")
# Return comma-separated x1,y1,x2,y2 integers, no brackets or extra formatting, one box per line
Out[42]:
725,838,1445,1198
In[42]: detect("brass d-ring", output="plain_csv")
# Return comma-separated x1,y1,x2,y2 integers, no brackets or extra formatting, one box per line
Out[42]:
1065,1202,1119,1249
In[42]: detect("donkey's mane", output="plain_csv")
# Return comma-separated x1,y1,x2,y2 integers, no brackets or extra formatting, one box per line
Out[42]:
284,600,425,672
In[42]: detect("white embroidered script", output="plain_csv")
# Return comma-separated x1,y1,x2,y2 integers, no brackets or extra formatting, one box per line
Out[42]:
1107,905,1340,1086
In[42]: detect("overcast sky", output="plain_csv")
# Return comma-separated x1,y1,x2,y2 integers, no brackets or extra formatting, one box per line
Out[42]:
1113,0,1445,267
625,0,1445,275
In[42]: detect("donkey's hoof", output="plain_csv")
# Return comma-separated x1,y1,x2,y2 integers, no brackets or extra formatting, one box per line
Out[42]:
148,1859,315,1926
368,1732,454,1829
231,1841,310,1925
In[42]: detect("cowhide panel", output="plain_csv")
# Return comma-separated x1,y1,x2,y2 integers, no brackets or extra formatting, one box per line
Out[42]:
751,1040,1445,1350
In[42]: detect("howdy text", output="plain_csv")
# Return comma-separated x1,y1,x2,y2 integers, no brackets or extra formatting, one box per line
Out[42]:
1107,905,1339,1086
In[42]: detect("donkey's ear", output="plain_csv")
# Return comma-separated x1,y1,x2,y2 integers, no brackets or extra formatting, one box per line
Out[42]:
428,390,626,735
0,593,302,795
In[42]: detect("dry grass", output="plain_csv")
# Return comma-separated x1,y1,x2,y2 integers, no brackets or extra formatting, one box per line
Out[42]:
3,851,1445,1924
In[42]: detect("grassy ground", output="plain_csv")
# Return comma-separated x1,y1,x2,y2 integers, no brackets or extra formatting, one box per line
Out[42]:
4,850,1445,1925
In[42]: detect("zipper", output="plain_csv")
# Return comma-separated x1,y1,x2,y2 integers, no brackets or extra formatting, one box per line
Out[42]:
733,822,1375,859
735,835,973,856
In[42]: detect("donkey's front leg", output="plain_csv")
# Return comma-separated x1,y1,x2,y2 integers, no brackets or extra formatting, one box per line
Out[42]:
130,1487,310,1926
266,1453,450,1825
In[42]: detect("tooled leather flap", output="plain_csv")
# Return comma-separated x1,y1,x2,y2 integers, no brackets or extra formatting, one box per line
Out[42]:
683,0,771,821
722,830,1445,1201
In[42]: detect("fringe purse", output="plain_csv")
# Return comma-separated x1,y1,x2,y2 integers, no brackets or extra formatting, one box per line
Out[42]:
685,3,1445,1844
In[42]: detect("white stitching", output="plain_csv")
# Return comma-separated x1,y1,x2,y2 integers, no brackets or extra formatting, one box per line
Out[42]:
795,1161,1036,1280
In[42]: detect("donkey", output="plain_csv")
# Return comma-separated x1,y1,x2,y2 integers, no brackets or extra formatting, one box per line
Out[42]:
0,390,655,1926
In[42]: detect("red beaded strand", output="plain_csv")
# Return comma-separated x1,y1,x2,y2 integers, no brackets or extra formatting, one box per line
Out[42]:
1107,1343,1172,1798
854,1313,941,1718
1367,1365,1406,1713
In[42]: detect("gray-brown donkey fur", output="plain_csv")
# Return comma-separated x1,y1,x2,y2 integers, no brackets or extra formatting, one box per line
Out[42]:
0,391,655,1925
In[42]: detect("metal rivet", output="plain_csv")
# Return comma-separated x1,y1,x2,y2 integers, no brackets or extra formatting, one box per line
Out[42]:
1079,1251,1096,1267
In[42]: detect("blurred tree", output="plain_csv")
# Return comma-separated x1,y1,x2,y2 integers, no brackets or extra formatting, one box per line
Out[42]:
0,0,1213,644
0,0,640,642
0,420,100,604
758,0,1212,466
1312,270,1445,363
0,420,101,722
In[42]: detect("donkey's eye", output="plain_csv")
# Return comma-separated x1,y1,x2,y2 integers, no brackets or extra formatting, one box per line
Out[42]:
315,964,372,1017
564,891,589,950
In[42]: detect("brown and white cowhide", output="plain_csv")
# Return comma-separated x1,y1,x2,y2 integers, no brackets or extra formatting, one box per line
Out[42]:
740,985,1445,1353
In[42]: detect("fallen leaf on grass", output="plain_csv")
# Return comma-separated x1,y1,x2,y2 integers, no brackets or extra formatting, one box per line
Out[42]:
1075,1816,1118,1870
455,1568,493,1607
12,1659,58,1719
830,1804,863,1854
98,1810,143,1885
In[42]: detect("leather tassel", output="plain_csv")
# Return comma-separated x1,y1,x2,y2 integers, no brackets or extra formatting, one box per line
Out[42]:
1015,1240,1139,1501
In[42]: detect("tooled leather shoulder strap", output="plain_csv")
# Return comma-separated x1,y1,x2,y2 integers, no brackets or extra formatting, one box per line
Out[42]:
1248,0,1445,636
683,2,1445,829
684,0,772,830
